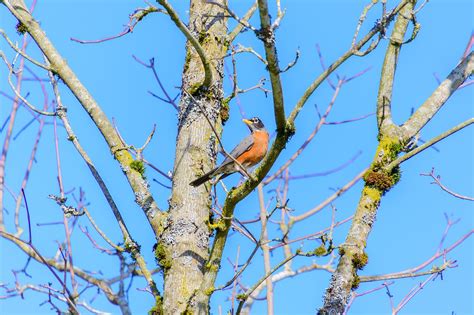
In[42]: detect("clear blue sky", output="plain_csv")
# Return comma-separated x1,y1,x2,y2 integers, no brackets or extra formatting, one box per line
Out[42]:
1,0,473,314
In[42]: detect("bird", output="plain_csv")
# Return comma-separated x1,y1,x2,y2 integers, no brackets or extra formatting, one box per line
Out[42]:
189,117,269,187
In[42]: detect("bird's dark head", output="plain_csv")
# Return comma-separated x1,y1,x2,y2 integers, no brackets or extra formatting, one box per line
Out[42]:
243,117,265,132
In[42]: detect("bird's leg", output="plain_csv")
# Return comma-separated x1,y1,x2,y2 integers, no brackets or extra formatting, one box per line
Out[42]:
219,180,229,193
238,168,257,182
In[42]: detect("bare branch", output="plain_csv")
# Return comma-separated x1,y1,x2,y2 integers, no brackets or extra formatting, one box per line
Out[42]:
387,118,474,171
420,168,474,201
70,5,164,44
156,0,213,88
402,52,474,138
0,29,51,70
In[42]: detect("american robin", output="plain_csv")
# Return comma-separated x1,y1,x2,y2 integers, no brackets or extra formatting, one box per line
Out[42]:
190,117,269,187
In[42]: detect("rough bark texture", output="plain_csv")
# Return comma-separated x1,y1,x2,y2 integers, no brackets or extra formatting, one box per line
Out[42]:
160,1,228,314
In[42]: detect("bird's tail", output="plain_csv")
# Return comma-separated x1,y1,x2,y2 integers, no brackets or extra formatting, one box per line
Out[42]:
189,168,218,187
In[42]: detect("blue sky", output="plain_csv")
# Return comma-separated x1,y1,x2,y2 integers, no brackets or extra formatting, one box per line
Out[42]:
1,0,473,314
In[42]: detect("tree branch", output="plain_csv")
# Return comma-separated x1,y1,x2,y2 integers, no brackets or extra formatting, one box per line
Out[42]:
256,0,286,131
387,118,474,171
3,0,164,234
156,0,213,88
376,0,415,132
401,51,474,138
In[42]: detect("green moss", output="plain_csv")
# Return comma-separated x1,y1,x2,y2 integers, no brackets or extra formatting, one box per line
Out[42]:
362,186,382,203
154,243,172,271
204,287,215,296
364,171,393,191
183,50,192,73
351,273,360,290
352,252,369,270
124,241,134,253
364,163,402,193
67,135,75,142
188,82,203,96
376,135,402,163
220,98,230,123
390,166,401,186
338,247,345,256
198,30,208,44
207,218,226,232
314,244,327,256
16,22,28,35
285,122,296,137
205,262,219,272
236,293,246,301
181,309,192,315
148,296,163,315
130,160,146,178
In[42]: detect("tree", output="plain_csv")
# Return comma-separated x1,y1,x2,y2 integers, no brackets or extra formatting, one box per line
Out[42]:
1,0,472,314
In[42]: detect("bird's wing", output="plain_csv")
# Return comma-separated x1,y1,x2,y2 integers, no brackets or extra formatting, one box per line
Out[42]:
220,134,254,166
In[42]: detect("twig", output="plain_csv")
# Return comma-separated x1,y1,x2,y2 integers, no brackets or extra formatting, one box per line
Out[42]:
360,260,455,283
291,168,367,223
401,52,474,138
420,168,474,201
47,69,160,299
70,6,164,44
132,55,179,110
387,118,474,171
0,29,51,70
0,52,56,116
264,79,344,184
257,184,274,314
235,252,298,314
156,0,213,88
351,0,379,49
280,49,300,73
256,0,286,130
83,207,125,252
344,282,394,315
227,1,259,42
207,1,258,34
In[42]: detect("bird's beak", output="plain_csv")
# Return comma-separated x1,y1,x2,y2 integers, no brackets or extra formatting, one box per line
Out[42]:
242,119,252,125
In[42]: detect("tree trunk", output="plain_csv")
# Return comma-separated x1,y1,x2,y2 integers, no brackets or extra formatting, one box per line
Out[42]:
160,1,228,314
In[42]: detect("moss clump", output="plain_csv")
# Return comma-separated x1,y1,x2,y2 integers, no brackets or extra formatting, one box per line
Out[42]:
148,296,163,315
220,98,230,123
124,241,133,252
205,261,219,272
16,22,28,35
130,160,146,178
314,244,327,256
376,135,402,162
236,293,246,301
351,273,360,290
285,122,296,138
181,309,193,315
338,247,345,256
207,218,226,232
364,171,393,191
198,30,208,44
390,166,401,186
204,287,215,296
352,252,368,270
362,186,382,204
154,243,172,271
183,50,192,73
364,165,401,193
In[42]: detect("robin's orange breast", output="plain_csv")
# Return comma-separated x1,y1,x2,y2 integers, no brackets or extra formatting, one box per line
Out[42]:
236,130,269,167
